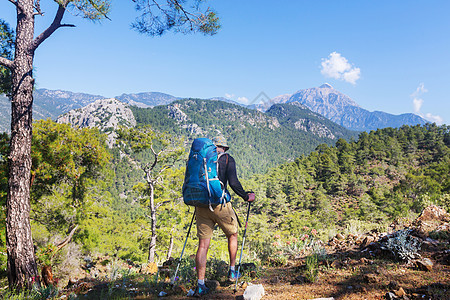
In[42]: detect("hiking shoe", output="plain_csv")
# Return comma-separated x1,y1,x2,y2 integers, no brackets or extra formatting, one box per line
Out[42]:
193,283,209,297
228,269,241,281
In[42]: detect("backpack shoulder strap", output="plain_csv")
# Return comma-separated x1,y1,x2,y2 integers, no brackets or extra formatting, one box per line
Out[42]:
217,153,229,167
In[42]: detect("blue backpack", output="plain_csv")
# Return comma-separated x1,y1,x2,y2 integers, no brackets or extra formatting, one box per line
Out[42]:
182,138,231,210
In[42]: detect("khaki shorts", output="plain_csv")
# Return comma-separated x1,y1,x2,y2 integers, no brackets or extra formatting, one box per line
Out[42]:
195,202,238,239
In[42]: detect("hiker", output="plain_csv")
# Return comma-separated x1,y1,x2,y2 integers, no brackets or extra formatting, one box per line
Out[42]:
193,136,255,297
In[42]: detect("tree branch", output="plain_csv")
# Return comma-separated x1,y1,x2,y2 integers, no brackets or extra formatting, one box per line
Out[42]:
33,0,43,16
32,3,75,52
0,57,14,69
171,0,195,31
155,200,170,210
52,225,79,257
87,0,111,20
150,144,159,171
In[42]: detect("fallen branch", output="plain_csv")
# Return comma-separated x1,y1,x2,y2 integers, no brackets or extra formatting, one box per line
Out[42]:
53,225,79,257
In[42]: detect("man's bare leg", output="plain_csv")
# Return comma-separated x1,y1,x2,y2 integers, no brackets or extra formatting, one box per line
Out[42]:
228,233,238,267
196,238,211,280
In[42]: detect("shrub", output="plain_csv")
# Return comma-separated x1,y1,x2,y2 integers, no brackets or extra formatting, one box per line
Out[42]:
382,229,422,262
304,253,319,283
429,230,450,241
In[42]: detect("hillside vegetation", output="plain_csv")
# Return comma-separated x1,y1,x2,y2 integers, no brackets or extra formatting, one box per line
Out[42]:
241,123,450,246
131,98,359,177
0,118,449,298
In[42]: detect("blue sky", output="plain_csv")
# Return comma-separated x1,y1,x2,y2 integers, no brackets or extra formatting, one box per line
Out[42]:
1,0,449,124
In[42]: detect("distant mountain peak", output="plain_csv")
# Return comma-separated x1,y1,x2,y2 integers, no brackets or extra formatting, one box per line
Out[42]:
319,83,333,89
288,86,427,131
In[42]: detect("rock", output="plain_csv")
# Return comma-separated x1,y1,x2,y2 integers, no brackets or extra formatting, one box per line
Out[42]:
415,258,433,271
336,233,345,240
66,278,77,288
173,284,188,294
290,275,307,285
363,274,379,284
57,98,136,148
270,276,280,284
142,262,158,274
395,287,406,297
162,257,175,267
359,257,374,265
388,281,400,290
158,291,167,297
385,292,397,300
361,236,376,248
158,268,171,279
241,263,257,270
241,282,248,290
243,283,265,300
416,205,449,222
330,260,342,268
205,280,220,291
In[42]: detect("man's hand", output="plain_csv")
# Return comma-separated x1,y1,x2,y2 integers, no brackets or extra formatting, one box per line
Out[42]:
247,192,255,202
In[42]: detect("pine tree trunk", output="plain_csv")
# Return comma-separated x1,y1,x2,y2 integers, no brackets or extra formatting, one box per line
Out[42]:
166,234,174,261
148,183,157,263
6,0,39,290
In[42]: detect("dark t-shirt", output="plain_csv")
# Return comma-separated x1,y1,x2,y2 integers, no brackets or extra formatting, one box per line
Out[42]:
217,153,248,201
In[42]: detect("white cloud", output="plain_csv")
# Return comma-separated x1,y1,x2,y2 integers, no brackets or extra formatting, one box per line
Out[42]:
321,52,361,84
237,96,249,104
225,93,250,104
410,83,443,125
425,113,443,124
411,83,428,98
413,98,423,113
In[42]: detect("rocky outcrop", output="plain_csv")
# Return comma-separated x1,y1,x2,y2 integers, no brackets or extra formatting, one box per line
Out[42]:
57,98,136,147
266,103,354,140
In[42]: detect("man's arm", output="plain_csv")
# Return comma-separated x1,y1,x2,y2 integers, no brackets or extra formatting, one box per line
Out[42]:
226,156,249,201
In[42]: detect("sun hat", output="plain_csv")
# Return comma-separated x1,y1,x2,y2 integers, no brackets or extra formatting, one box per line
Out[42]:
213,136,229,150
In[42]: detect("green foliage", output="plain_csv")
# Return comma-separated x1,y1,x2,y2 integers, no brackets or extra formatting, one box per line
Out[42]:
132,0,220,36
428,229,450,241
63,0,111,21
116,126,185,263
32,119,111,203
241,124,450,241
35,243,58,267
131,99,358,177
0,19,14,97
3,112,449,288
304,253,319,283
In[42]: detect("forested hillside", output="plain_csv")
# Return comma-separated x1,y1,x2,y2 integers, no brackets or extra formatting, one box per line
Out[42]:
131,98,359,177
1,118,448,294
241,123,450,247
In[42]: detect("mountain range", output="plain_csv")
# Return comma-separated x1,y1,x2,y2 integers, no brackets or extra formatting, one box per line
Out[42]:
128,98,359,175
253,84,427,131
0,85,428,133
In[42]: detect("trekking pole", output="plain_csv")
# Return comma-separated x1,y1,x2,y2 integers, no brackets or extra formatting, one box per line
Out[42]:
171,211,196,285
234,200,252,292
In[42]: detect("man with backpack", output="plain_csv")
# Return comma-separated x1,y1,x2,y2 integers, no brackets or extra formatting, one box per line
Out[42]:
186,136,255,297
